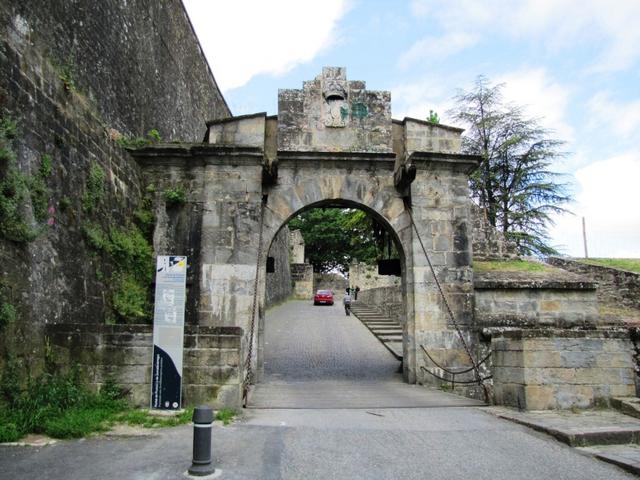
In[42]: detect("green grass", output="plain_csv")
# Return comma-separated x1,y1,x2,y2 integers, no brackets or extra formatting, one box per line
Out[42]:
473,260,550,273
116,407,193,428
0,368,192,443
577,258,640,273
215,408,236,425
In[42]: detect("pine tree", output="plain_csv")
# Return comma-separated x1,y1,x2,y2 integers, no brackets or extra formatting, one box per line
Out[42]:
449,76,571,256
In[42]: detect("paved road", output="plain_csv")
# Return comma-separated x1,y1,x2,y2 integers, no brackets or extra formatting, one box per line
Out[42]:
250,299,481,408
1,299,634,478
1,408,634,479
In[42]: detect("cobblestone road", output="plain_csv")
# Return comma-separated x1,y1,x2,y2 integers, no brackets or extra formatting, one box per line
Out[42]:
249,299,482,408
263,299,400,381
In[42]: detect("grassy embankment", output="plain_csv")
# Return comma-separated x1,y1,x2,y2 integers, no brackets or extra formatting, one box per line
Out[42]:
577,258,640,273
473,260,552,273
0,367,236,442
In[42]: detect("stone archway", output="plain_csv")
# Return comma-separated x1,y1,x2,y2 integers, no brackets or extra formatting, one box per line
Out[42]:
137,67,481,407
258,196,410,383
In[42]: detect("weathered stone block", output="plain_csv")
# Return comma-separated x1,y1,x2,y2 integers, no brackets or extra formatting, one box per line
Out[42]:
523,385,555,410
184,348,221,366
492,329,636,410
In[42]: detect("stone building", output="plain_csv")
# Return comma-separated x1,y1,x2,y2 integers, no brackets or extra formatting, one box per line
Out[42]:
0,3,636,411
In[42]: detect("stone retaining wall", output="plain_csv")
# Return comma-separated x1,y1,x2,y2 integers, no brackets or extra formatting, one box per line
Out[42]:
357,286,404,325
547,257,640,311
265,227,293,306
348,262,401,291
492,329,635,409
291,263,314,299
46,324,244,409
314,273,348,294
474,271,599,328
0,0,230,373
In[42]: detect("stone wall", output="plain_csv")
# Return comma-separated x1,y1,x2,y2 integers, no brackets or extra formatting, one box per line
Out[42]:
1,0,229,141
492,329,635,409
46,323,244,409
291,263,314,299
0,0,230,374
348,261,401,291
265,227,293,307
547,257,640,311
357,286,405,325
290,230,305,264
471,204,518,260
314,272,348,293
474,271,599,328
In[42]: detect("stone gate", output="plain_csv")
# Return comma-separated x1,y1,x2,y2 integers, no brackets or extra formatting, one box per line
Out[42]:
134,67,481,404
131,67,636,409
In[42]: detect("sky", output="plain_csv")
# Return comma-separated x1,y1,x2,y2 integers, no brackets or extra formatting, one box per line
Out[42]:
183,0,640,258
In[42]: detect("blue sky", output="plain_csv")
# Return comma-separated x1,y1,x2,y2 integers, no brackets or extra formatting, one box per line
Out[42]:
183,0,640,258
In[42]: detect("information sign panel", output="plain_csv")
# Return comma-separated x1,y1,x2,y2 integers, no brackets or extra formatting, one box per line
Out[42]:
151,256,187,410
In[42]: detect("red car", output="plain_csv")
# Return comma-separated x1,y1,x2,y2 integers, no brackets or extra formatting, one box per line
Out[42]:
313,289,334,305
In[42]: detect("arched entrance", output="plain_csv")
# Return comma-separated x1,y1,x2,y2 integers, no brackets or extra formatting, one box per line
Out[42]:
139,67,481,408
257,200,409,389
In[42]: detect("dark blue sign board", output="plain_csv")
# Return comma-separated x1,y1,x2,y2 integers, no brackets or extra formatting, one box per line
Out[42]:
151,256,187,410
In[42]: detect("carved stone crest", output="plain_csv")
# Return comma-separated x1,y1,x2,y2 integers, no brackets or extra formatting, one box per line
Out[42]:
321,67,348,128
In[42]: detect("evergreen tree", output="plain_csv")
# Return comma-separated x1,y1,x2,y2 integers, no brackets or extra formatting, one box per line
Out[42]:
449,76,571,255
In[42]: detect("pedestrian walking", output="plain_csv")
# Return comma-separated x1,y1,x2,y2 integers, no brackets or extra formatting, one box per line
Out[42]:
343,289,352,316
355,286,360,300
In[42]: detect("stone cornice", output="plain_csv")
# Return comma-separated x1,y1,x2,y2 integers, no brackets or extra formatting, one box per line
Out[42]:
130,143,264,167
408,151,482,173
205,112,267,127
275,150,397,169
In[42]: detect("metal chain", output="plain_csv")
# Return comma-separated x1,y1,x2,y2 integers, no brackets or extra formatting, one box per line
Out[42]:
242,196,267,402
406,206,489,401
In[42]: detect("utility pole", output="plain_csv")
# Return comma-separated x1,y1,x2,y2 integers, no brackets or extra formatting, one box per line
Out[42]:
582,217,588,259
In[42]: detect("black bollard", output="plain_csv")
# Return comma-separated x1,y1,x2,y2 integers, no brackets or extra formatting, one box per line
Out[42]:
188,405,215,476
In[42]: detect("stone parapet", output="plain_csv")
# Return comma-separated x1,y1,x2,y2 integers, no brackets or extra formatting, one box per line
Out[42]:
356,286,404,325
547,257,640,311
491,328,635,410
474,270,598,328
45,324,244,409
470,204,519,260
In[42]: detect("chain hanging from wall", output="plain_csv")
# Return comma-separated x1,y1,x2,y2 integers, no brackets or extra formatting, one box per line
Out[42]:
405,203,490,402
242,195,268,404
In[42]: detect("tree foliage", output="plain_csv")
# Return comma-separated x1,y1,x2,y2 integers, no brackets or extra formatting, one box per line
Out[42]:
288,208,395,273
449,76,571,256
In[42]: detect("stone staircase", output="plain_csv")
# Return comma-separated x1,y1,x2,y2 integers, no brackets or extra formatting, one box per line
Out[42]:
350,303,403,361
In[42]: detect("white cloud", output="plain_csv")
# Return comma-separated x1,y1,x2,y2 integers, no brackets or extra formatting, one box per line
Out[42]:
183,0,349,92
549,152,640,257
390,68,573,144
588,92,640,141
398,32,478,68
390,77,455,122
496,68,574,143
409,0,640,73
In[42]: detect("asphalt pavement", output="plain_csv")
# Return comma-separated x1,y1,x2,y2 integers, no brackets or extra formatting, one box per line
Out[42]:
0,299,635,479
1,407,635,479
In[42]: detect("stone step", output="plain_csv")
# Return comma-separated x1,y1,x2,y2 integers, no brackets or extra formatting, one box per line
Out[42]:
350,306,403,361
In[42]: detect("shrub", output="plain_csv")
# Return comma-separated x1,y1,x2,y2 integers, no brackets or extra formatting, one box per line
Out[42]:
164,186,186,207
82,163,106,213
83,223,154,323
